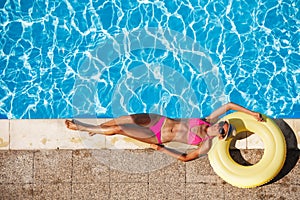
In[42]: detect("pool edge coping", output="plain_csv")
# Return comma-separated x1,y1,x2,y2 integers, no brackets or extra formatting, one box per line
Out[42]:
0,118,299,150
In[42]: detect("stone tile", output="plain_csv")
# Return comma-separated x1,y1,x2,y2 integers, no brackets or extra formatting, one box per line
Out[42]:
146,149,178,173
0,184,33,200
149,182,185,200
72,183,110,200
110,183,148,200
147,148,187,178
238,149,264,165
262,184,300,200
33,183,72,200
10,119,106,150
34,150,72,184
0,151,33,184
0,120,9,150
186,183,224,200
186,156,224,184
149,159,185,183
72,150,110,183
109,149,152,174
106,135,150,149
273,153,300,185
223,184,265,200
110,168,148,183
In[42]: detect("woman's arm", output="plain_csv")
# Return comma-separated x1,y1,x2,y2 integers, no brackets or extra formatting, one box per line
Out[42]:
206,102,264,123
150,140,211,162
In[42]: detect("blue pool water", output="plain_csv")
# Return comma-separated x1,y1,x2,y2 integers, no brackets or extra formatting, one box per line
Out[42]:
0,0,299,119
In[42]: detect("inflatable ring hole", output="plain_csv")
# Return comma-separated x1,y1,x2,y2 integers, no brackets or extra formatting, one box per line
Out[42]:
229,131,265,166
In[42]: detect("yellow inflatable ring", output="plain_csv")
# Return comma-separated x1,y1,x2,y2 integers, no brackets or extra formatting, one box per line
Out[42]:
208,112,286,188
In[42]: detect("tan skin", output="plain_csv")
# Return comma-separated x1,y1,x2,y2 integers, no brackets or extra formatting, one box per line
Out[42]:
65,102,264,162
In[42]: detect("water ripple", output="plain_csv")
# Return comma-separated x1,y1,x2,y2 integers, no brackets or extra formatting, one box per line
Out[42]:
0,0,299,119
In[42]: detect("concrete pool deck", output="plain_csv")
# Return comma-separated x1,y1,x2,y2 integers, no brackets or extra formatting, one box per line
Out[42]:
0,118,299,199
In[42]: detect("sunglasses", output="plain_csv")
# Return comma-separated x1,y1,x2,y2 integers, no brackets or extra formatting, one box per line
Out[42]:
218,121,227,137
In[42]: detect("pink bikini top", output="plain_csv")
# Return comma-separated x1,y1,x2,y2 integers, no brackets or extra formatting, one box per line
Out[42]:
188,118,212,145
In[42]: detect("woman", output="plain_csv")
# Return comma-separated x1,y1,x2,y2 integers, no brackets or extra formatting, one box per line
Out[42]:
65,102,264,162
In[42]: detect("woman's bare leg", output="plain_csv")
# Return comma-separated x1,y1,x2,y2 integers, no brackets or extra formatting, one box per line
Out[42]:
65,120,159,143
101,113,163,127
117,124,159,144
65,120,117,135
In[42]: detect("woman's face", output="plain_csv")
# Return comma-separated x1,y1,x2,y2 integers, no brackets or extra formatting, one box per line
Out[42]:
207,121,229,139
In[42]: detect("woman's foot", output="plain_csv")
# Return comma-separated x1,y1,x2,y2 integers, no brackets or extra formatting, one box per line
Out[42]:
65,119,102,136
65,119,118,136
89,132,97,136
65,120,80,131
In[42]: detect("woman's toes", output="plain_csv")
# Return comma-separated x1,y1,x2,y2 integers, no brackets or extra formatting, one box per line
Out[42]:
89,132,96,136
65,120,71,128
65,120,78,130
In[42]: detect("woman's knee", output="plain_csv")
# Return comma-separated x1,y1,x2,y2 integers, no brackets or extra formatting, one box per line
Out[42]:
100,125,123,135
130,113,156,126
111,125,123,134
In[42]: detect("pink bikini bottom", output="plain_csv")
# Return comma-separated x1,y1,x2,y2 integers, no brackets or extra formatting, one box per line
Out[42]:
149,117,166,144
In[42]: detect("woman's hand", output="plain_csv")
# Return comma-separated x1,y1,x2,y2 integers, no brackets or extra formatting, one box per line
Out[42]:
252,112,265,122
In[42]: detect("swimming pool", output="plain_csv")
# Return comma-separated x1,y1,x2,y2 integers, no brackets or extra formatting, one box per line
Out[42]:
0,0,299,119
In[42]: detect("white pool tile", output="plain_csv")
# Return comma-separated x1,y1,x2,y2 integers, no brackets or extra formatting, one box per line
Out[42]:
10,119,106,150
292,119,300,149
234,138,247,149
6,118,300,150
247,133,264,149
283,119,294,130
0,120,9,150
282,119,300,149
